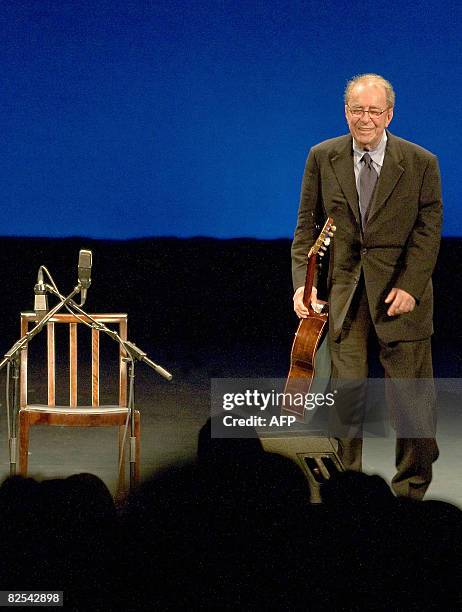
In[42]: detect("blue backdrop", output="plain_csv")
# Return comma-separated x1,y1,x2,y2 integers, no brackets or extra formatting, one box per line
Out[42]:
1,0,460,238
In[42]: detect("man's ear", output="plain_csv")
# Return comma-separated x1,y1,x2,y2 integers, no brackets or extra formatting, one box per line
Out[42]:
385,107,394,127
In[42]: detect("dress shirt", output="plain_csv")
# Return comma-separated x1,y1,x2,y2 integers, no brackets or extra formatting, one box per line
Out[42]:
353,131,387,195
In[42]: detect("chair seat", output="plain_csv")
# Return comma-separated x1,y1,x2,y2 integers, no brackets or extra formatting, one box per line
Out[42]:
22,405,129,415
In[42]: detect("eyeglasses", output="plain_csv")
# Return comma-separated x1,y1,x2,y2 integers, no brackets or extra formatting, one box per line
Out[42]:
346,106,389,119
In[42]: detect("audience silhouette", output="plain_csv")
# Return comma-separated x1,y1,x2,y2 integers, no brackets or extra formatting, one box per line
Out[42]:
0,419,459,610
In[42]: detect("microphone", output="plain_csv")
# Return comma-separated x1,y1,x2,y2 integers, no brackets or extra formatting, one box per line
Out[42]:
34,268,48,322
78,249,92,306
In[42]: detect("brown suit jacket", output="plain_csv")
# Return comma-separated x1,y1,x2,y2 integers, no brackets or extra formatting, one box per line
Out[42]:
291,131,443,343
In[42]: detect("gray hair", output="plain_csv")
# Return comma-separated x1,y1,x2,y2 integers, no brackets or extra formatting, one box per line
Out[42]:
344,73,395,108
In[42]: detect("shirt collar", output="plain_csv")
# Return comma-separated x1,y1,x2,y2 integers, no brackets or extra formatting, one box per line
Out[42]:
353,131,387,167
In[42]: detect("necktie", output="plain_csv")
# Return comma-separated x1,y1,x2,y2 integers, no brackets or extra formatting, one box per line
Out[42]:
359,152,378,228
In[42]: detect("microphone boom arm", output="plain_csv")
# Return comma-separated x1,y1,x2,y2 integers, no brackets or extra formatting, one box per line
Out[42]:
44,284,173,381
0,284,82,372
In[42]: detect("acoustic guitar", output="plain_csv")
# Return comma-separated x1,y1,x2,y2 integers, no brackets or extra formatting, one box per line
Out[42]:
282,217,335,421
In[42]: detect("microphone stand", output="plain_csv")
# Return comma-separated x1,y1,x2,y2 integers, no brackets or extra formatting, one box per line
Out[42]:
44,284,172,494
0,285,83,476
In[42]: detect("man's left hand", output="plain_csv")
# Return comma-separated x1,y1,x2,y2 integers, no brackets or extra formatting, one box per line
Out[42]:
384,288,416,316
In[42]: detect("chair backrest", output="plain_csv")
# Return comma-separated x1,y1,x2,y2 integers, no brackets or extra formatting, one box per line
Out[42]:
20,313,128,408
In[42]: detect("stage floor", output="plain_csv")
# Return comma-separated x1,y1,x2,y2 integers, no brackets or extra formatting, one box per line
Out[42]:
0,348,461,507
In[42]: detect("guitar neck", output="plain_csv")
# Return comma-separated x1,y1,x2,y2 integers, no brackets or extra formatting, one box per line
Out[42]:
301,216,334,310
302,253,317,309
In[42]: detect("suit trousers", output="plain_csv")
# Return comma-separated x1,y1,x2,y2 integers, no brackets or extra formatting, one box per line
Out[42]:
328,279,439,500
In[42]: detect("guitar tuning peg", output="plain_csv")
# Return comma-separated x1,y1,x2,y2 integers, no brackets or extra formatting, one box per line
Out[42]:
324,237,330,246
319,251,325,257
328,231,334,237
331,225,337,231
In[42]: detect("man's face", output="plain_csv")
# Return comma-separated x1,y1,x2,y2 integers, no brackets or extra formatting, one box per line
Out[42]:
345,81,393,150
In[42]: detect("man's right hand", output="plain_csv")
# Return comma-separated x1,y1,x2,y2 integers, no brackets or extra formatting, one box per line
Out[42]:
293,286,317,318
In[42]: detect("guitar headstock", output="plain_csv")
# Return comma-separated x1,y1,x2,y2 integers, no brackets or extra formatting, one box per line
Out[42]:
308,217,336,258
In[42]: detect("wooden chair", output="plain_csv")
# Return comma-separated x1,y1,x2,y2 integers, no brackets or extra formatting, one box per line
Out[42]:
18,312,140,491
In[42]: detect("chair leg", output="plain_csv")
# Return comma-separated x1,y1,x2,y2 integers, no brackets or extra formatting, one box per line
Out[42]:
116,415,140,496
117,425,126,494
18,411,30,476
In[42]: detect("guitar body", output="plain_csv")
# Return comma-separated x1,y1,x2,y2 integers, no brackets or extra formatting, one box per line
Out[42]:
282,308,328,420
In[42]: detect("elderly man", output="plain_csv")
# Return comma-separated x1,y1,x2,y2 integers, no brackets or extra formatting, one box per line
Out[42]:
292,74,442,499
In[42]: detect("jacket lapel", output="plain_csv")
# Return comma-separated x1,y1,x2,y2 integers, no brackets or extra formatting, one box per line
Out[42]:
366,132,404,225
329,136,360,224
